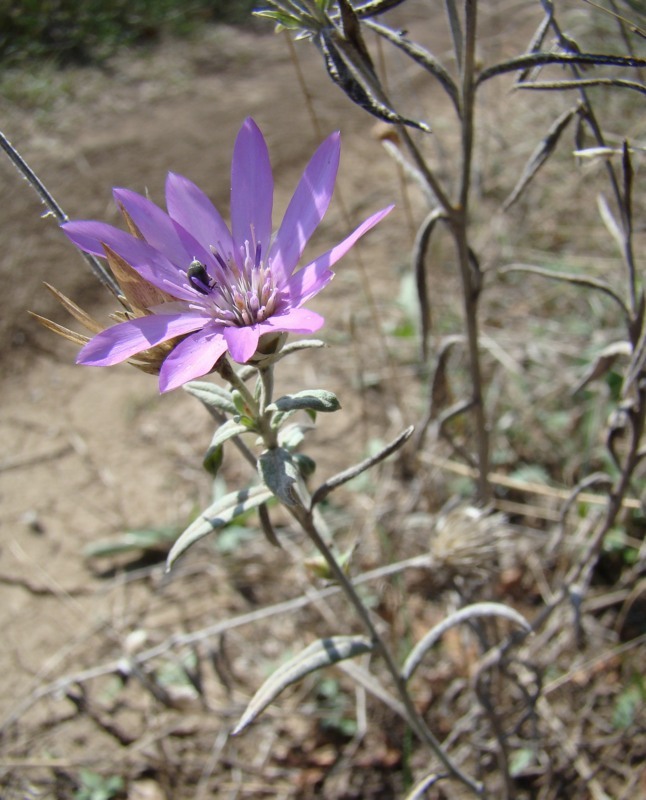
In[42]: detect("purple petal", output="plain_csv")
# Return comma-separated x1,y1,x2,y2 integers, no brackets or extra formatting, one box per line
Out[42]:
63,221,197,302
62,220,141,260
288,204,394,303
113,188,191,267
165,173,234,258
269,132,340,286
158,326,228,392
230,118,273,258
264,307,325,334
77,313,207,366
285,265,334,307
223,325,261,363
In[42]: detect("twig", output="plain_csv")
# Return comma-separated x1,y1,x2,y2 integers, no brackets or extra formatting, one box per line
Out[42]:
0,130,121,297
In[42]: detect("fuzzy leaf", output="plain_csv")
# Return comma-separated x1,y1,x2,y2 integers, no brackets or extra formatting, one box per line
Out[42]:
184,381,237,416
166,485,273,569
202,420,251,477
203,443,224,477
293,453,317,478
208,419,251,450
402,602,530,681
232,636,373,735
267,389,341,415
277,422,311,450
258,447,307,507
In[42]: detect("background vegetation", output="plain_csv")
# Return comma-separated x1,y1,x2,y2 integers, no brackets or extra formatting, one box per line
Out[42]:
0,0,256,66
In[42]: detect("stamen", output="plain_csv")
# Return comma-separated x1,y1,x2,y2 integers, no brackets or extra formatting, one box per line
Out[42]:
192,244,281,328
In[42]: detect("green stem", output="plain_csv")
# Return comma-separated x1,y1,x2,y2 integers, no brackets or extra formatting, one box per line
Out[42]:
257,366,279,449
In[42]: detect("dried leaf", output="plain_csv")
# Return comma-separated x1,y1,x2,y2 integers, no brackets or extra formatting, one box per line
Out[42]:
43,282,105,333
318,31,431,132
103,244,174,313
365,20,459,112
401,602,530,681
503,105,579,210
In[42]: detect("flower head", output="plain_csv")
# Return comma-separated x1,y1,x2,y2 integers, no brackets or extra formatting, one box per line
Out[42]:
62,118,392,392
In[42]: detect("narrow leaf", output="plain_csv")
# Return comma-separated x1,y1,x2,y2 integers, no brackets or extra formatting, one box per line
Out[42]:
503,105,578,210
354,0,407,17
477,51,646,85
184,381,237,416
318,32,431,132
203,442,224,477
599,193,626,254
208,419,251,451
572,342,631,395
166,485,273,569
232,636,373,734
622,140,633,235
365,20,459,112
403,772,443,800
277,422,311,450
500,264,630,320
267,389,341,414
444,0,463,66
402,602,530,681
338,0,374,71
516,78,646,96
413,208,446,359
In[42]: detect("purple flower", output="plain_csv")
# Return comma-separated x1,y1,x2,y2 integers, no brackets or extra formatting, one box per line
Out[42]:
62,118,393,392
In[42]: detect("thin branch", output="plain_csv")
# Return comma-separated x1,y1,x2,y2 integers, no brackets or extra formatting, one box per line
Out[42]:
0,130,121,297
310,425,414,507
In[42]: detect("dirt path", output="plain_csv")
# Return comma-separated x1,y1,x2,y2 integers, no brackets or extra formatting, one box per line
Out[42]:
0,16,420,798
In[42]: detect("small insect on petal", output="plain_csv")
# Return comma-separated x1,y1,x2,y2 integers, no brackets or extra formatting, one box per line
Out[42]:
187,259,214,295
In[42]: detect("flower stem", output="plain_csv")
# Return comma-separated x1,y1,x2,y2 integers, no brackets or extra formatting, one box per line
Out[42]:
289,502,484,796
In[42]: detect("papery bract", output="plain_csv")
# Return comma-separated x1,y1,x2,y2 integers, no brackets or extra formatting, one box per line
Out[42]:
62,118,393,392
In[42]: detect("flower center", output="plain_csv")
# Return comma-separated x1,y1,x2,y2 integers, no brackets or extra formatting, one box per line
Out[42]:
188,242,281,327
